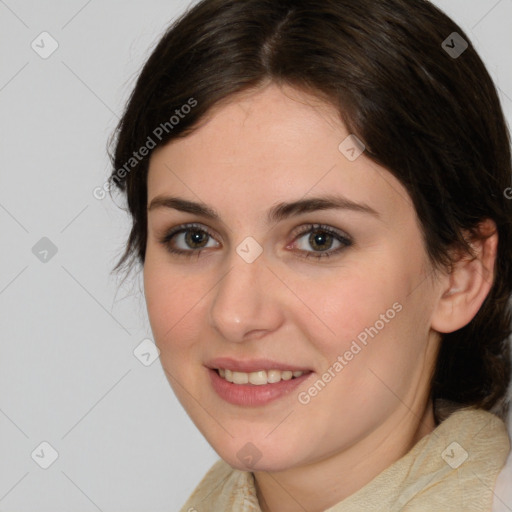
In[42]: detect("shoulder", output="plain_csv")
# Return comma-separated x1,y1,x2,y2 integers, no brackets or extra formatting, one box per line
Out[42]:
400,407,511,510
432,406,510,453
329,407,510,512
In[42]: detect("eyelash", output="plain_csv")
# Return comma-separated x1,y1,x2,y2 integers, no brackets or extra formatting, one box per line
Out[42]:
158,222,353,260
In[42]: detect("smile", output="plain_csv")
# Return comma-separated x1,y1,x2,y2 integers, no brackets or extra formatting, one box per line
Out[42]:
209,367,313,407
216,368,307,385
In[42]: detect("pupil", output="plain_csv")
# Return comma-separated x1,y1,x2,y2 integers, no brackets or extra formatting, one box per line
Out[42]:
187,230,208,248
310,230,332,251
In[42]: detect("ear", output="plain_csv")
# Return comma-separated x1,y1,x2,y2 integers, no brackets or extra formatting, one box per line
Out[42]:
431,219,498,334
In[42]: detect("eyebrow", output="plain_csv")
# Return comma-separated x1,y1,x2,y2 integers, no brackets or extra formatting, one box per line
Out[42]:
148,194,380,224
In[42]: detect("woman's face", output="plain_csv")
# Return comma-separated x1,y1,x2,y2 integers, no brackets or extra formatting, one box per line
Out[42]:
144,83,443,472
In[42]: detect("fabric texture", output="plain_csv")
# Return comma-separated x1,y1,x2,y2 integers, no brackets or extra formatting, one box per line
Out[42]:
179,407,510,512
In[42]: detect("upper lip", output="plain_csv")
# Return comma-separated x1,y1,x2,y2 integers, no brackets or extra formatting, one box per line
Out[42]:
206,357,313,373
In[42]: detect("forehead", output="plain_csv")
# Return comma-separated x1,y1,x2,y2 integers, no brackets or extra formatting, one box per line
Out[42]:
147,84,413,226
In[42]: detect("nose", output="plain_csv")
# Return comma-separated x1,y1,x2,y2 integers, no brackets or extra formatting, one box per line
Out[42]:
208,248,284,343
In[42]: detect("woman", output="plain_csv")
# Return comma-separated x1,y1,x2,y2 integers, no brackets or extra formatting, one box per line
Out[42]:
108,0,512,510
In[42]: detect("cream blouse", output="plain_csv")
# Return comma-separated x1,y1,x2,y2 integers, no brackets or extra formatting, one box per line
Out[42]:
179,407,510,511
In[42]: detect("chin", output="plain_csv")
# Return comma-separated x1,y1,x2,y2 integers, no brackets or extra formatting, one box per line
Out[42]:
213,440,302,473
227,456,295,473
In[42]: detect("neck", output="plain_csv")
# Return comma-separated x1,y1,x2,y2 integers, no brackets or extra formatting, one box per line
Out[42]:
254,400,436,512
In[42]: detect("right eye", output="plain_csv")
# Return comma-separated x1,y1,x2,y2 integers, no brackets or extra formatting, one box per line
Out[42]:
159,223,220,257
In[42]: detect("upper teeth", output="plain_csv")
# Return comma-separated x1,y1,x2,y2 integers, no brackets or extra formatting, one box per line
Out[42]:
218,368,305,385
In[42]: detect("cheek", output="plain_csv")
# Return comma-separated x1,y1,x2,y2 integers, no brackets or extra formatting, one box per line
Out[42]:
303,257,434,406
143,257,200,350
305,265,405,357
318,288,434,412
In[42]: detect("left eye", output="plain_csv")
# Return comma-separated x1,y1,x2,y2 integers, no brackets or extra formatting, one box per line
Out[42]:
290,224,352,259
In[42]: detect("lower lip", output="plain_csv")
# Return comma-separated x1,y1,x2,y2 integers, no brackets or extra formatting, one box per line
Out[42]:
208,368,312,407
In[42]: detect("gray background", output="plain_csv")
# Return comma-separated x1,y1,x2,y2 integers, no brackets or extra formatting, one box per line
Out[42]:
0,1,511,510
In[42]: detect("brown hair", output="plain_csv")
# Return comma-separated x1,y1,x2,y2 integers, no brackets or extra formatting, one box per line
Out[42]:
108,0,512,421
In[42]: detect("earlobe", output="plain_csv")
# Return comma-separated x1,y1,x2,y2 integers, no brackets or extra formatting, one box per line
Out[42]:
431,219,498,334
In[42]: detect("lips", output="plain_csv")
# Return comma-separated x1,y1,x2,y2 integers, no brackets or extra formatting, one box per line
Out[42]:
205,357,314,406
208,367,313,406
206,357,312,374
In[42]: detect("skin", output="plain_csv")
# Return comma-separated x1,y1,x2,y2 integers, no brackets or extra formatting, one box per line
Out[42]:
143,83,497,512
